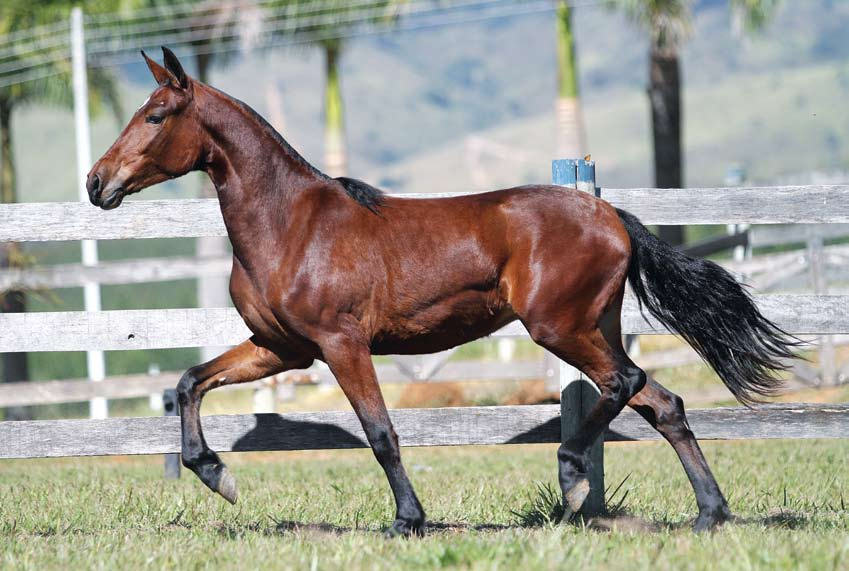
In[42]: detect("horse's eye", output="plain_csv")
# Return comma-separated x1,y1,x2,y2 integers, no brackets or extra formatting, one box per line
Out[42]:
145,115,163,125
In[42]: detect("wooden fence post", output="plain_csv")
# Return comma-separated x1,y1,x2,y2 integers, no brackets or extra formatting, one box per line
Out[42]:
162,388,181,479
552,158,605,516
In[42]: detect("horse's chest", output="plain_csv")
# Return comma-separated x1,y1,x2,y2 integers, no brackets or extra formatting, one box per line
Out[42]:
229,263,306,349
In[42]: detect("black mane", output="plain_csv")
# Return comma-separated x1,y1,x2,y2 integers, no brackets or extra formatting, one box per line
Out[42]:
335,177,386,214
210,85,385,213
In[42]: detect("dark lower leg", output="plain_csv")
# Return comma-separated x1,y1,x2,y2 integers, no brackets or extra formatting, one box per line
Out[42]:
323,338,425,536
363,415,425,536
556,363,646,516
629,378,731,530
176,338,306,503
177,378,238,502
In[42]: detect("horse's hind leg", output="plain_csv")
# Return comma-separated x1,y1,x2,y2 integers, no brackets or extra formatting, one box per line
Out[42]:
628,378,731,531
529,325,646,518
177,337,311,503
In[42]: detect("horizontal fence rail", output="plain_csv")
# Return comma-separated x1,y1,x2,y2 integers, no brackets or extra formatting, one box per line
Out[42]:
0,359,546,407
1,403,846,459
2,185,849,242
0,255,231,290
0,294,845,352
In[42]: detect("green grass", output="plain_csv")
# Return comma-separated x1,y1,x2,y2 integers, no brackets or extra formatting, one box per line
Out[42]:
1,440,848,570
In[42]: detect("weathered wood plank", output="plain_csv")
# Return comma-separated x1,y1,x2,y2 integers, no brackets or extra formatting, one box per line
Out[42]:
600,186,849,225
608,403,849,441
3,186,849,242
0,255,231,290
0,295,845,352
0,308,252,352
0,199,225,242
750,223,849,248
0,359,545,407
619,294,849,336
1,403,846,459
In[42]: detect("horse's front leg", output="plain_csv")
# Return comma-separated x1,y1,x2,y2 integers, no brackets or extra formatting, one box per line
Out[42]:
176,336,312,503
320,335,426,537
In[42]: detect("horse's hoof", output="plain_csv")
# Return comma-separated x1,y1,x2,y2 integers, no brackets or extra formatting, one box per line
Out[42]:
692,506,732,532
190,457,238,504
214,465,238,505
384,518,426,538
558,478,590,523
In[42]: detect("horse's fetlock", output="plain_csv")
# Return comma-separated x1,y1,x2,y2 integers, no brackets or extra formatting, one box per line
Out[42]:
557,445,586,472
182,447,218,470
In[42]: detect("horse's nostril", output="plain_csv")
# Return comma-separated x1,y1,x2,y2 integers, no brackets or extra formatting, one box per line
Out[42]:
86,173,103,205
87,173,101,195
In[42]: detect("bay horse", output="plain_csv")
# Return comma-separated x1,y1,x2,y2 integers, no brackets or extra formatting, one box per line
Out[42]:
87,48,796,536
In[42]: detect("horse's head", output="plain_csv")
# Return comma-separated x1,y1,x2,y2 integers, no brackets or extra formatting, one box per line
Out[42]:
87,48,203,210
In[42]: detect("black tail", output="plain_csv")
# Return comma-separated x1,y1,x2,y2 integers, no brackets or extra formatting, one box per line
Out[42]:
616,208,799,405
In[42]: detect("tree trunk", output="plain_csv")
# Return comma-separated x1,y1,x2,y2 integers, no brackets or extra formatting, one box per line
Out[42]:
323,42,346,178
649,48,684,246
193,51,231,362
555,0,586,160
0,98,31,421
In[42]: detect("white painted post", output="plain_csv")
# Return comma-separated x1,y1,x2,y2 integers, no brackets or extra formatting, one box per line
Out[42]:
552,158,604,516
253,382,276,413
71,7,107,420
808,233,835,385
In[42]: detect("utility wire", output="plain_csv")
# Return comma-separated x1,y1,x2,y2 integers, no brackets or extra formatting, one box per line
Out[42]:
0,0,615,88
0,0,533,81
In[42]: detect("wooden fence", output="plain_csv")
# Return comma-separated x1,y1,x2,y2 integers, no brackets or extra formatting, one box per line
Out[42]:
2,163,849,514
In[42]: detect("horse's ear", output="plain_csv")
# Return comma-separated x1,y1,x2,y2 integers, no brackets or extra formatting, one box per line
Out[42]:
161,47,189,89
141,50,179,88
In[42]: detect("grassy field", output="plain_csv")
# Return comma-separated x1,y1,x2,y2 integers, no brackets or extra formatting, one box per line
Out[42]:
1,439,848,570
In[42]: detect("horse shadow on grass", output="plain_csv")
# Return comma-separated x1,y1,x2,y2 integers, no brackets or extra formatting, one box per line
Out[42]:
222,413,819,537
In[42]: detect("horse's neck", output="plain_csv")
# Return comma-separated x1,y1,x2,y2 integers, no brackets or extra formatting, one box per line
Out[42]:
196,84,326,254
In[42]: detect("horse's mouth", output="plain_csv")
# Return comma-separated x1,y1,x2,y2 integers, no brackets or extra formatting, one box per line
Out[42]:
100,189,125,210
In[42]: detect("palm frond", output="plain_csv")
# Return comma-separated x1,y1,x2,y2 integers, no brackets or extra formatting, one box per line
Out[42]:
612,0,693,53
730,0,780,34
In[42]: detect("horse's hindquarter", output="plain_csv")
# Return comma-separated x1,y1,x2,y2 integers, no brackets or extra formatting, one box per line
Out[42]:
367,186,629,353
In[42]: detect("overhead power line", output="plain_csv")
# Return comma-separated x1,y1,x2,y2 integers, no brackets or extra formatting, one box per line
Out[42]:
0,0,615,89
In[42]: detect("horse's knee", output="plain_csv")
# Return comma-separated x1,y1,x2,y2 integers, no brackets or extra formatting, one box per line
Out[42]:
176,366,203,404
366,423,400,462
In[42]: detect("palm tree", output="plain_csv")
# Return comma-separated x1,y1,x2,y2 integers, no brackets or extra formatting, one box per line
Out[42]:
312,3,403,177
554,0,585,160
617,0,778,246
322,37,346,176
615,0,690,245
0,0,121,419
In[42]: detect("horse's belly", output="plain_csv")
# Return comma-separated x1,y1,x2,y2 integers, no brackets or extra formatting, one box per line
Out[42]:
369,291,516,355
